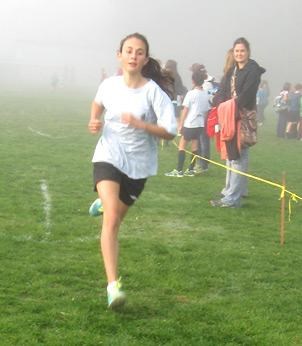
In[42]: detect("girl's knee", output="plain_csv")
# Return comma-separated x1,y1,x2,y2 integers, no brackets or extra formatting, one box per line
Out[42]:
103,211,122,230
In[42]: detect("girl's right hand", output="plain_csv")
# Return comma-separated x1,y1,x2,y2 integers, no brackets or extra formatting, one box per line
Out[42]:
88,119,102,134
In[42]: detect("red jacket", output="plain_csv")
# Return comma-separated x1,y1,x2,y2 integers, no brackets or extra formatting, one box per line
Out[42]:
217,99,241,160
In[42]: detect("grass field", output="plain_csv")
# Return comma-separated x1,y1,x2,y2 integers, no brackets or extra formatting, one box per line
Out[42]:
1,89,302,345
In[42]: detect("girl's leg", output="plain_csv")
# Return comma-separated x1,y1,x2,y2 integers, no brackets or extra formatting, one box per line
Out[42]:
196,128,209,171
221,159,231,196
277,111,287,138
286,122,297,139
178,136,187,151
96,180,129,283
177,137,187,172
188,139,199,170
221,148,249,206
285,122,292,138
201,128,210,170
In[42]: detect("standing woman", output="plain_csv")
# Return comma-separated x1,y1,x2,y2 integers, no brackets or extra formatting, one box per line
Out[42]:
211,37,265,208
88,33,177,308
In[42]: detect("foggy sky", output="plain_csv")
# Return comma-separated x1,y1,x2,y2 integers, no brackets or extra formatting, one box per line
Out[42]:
0,0,301,94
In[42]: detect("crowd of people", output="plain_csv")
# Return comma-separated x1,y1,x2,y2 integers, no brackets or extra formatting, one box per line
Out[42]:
274,82,302,139
164,37,266,211
86,32,301,309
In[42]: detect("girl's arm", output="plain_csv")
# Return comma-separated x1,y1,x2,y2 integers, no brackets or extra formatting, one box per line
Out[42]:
178,106,189,132
88,101,105,134
121,113,175,140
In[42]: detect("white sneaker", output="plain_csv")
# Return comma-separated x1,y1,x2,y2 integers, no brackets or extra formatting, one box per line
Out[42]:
165,169,184,177
107,279,126,309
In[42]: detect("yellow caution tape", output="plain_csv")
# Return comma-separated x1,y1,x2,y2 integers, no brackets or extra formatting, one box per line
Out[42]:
171,140,301,220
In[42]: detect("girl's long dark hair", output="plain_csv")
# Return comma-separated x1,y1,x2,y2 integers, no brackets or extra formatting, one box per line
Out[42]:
192,70,208,87
119,33,175,99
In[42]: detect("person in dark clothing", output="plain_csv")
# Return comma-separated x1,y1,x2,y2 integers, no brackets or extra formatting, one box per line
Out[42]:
286,83,302,138
256,80,270,125
211,37,265,208
164,60,188,126
274,82,291,138
217,57,265,111
296,84,302,140
165,59,187,98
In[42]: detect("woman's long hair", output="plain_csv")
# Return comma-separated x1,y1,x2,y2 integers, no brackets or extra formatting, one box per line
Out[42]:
223,48,235,76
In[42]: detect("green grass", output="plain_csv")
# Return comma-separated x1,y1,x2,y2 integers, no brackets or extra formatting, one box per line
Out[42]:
1,90,302,345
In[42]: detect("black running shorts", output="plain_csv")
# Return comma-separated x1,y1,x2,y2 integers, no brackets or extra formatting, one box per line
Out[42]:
181,127,202,140
93,162,147,206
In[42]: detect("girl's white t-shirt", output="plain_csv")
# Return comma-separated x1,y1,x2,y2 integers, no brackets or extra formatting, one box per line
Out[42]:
92,76,177,179
182,89,210,128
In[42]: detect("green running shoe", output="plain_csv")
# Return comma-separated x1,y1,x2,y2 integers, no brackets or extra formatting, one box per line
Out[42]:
89,198,104,216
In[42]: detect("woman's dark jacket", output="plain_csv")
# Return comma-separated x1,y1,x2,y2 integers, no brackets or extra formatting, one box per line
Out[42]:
214,59,266,110
213,59,265,159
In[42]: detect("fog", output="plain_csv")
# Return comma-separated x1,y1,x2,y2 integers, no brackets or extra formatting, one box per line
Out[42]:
1,0,301,95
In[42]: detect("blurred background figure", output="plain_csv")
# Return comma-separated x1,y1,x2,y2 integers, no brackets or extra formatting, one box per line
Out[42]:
164,59,187,127
256,80,270,126
286,83,302,139
274,82,291,138
190,62,219,98
160,67,176,101
165,69,210,177
189,62,214,173
51,73,59,90
298,84,302,140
